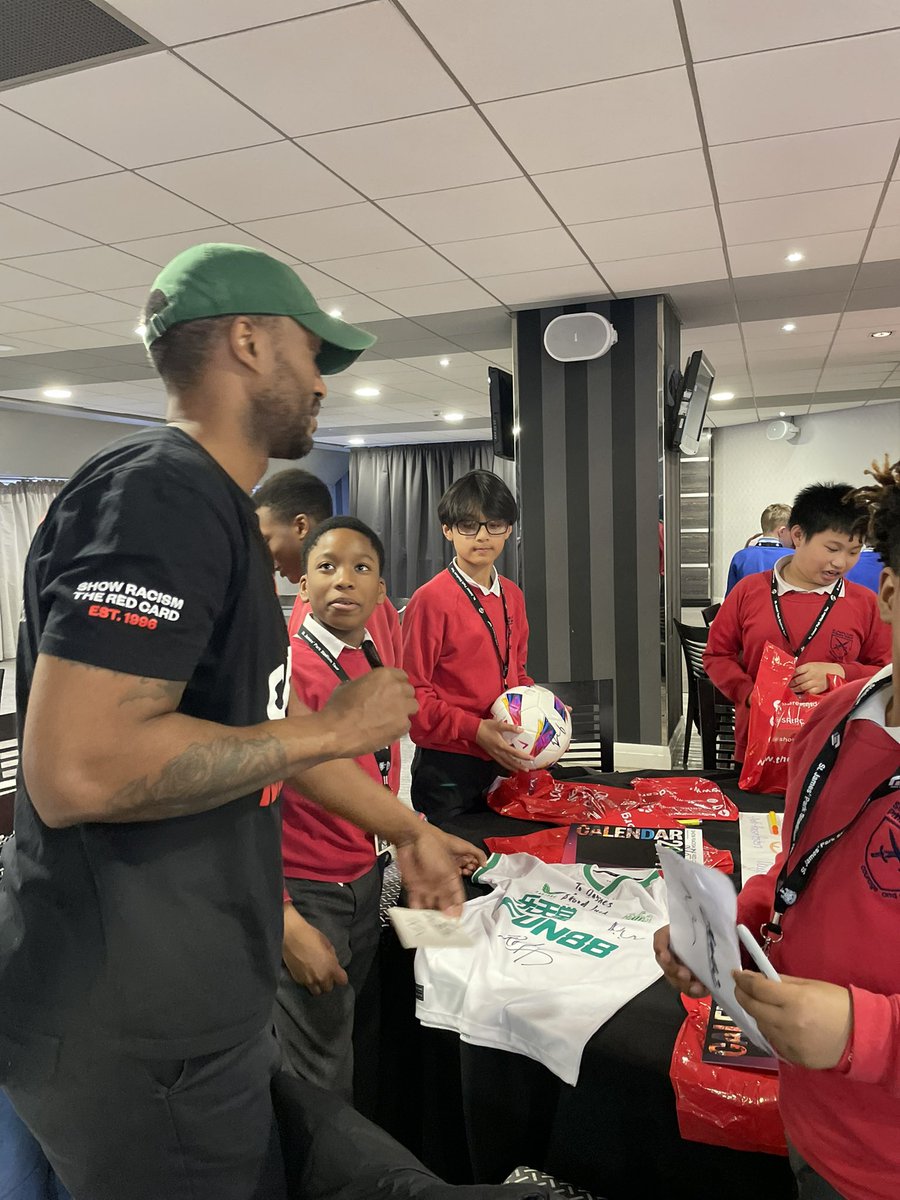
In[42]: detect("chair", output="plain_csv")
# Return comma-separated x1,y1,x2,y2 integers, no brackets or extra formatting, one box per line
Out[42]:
696,676,738,772
701,603,721,627
0,711,17,836
546,678,614,773
674,620,708,768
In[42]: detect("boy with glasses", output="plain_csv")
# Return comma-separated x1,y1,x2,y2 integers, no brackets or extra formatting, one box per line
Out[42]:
402,470,534,826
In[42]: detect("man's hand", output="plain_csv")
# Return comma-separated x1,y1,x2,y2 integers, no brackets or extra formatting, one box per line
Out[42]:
432,829,487,877
653,925,709,998
791,661,845,696
323,669,417,758
395,825,466,917
476,718,535,773
733,971,852,1069
282,904,348,996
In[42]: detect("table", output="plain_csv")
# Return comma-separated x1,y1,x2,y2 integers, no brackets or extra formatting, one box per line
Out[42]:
375,770,794,1200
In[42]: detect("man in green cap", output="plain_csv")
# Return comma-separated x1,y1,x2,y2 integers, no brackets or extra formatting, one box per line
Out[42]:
0,245,474,1200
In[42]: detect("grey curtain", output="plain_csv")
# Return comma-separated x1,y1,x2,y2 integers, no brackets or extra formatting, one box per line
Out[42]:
349,442,517,602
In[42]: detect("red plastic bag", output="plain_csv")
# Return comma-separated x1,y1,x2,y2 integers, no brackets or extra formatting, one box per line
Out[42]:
630,777,739,822
483,826,734,874
739,641,844,795
669,996,787,1156
487,772,637,825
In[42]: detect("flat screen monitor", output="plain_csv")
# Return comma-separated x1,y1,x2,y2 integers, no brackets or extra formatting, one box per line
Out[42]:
488,366,515,460
673,350,714,456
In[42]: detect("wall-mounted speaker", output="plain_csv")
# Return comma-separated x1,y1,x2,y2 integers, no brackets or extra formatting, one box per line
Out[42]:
543,312,617,362
766,419,800,442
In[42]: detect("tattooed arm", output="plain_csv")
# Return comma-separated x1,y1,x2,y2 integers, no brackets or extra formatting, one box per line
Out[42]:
23,655,416,827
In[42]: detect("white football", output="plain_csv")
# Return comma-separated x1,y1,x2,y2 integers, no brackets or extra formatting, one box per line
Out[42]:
491,685,572,770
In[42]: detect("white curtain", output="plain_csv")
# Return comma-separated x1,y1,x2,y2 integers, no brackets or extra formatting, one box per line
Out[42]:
0,481,65,660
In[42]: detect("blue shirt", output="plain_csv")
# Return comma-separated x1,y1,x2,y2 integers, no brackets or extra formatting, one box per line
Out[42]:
724,543,884,595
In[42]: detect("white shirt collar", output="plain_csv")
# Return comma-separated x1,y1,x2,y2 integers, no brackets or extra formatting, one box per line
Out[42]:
773,555,842,597
298,612,373,658
849,665,900,743
453,558,501,597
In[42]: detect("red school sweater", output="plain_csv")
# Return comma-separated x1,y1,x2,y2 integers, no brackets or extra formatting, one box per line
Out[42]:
281,622,401,884
703,571,890,760
737,677,900,1200
402,567,533,758
289,593,403,667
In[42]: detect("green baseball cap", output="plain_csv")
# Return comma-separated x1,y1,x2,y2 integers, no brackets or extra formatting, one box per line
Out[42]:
143,243,376,375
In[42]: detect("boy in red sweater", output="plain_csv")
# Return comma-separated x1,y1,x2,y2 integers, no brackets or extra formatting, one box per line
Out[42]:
275,516,482,1099
705,481,890,767
402,470,534,825
254,467,402,660
657,457,900,1200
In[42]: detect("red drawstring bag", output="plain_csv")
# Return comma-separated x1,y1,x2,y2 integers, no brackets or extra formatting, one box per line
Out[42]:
739,642,844,795
487,772,638,825
484,825,734,874
629,777,739,822
670,996,787,1156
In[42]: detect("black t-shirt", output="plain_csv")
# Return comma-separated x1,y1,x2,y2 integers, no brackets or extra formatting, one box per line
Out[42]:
0,427,291,1058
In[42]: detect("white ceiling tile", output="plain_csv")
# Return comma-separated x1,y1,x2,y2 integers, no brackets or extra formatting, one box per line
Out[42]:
482,68,701,174
575,207,720,262
839,306,900,330
4,174,218,243
9,293,140,324
879,181,900,226
87,321,151,340
711,123,900,205
748,350,828,371
300,109,520,199
0,108,118,195
0,264,79,303
12,326,134,351
437,228,584,277
721,185,881,245
114,226,295,267
742,332,833,353
381,178,557,245
697,32,900,144
99,284,160,308
367,280,498,317
0,306,66,333
808,401,870,411
682,323,741,342
182,2,465,136
109,0,358,43
476,265,606,307
600,247,727,292
290,265,348,300
682,0,900,60
140,142,359,223
312,247,464,292
318,295,400,323
402,0,683,101
728,230,867,277
865,225,900,262
0,205,93,258
2,52,274,169
241,204,418,261
743,313,842,337
9,247,158,291
535,150,713,225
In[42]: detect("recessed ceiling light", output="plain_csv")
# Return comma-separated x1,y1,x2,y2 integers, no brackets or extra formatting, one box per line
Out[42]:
785,251,805,263
354,387,380,398
870,330,893,338
43,387,72,400
439,357,450,367
710,391,734,402
348,436,365,446
779,411,786,417
134,323,147,338
328,308,343,319
781,323,796,332
443,411,465,423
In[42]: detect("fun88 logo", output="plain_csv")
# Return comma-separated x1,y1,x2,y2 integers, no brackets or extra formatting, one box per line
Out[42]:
500,894,618,958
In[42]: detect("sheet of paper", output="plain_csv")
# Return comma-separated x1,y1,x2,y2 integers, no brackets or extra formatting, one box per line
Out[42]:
658,845,775,1054
739,812,783,888
388,907,474,950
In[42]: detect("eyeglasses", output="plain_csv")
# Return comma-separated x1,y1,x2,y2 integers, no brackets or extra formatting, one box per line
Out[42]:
455,519,511,537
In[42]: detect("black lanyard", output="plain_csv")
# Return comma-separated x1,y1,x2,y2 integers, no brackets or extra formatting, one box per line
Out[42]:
448,560,511,689
297,625,392,788
762,673,900,951
769,570,843,658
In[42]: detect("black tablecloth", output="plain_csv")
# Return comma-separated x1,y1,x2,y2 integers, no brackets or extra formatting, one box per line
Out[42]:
375,770,794,1200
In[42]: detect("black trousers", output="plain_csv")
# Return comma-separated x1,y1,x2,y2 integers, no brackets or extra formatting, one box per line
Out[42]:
410,748,500,828
789,1144,847,1200
274,866,382,1102
2,1025,287,1200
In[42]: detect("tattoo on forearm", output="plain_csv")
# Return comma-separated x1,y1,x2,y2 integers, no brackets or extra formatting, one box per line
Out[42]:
108,733,289,821
118,676,186,708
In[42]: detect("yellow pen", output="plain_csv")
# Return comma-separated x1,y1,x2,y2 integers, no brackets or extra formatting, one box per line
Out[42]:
768,810,779,836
